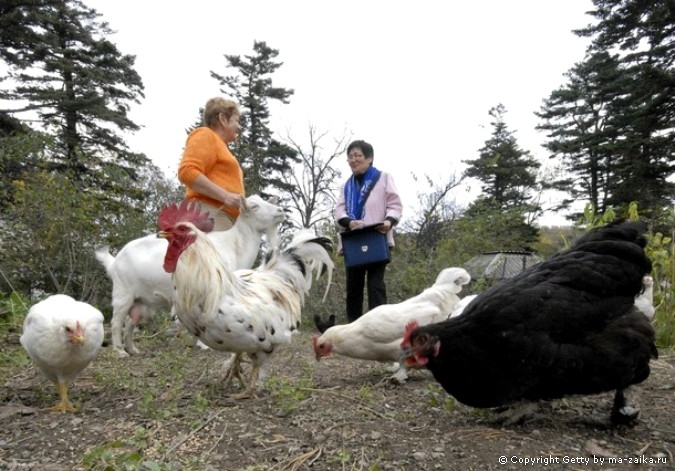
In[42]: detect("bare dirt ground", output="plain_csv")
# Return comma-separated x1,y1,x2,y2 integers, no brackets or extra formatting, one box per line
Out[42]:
1,325,674,471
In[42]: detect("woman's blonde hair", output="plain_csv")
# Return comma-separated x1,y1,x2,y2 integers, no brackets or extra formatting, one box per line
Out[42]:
203,97,239,127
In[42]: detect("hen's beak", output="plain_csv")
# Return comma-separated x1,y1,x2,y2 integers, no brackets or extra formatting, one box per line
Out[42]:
158,231,169,239
69,323,85,346
399,348,417,367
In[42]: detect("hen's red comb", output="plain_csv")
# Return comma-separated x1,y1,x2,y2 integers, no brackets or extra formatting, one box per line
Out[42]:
158,198,214,233
400,320,420,348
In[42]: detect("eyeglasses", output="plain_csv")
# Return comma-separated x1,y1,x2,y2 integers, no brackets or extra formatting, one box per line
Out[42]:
347,154,364,161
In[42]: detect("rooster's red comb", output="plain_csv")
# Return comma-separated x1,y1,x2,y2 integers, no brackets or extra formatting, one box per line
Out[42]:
158,198,214,233
400,320,420,348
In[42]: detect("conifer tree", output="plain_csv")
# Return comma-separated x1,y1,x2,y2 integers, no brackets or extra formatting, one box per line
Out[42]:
581,0,675,214
463,105,541,248
211,40,299,198
0,0,149,200
536,52,627,215
464,104,541,212
538,0,674,218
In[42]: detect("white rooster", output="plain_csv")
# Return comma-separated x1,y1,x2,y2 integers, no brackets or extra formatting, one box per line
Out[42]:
312,267,470,382
20,294,104,412
158,199,334,399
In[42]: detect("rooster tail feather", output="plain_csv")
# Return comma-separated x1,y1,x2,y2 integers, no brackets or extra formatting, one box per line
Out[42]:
313,313,336,334
283,231,335,302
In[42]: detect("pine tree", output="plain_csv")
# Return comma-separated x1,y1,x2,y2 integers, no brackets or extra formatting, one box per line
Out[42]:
536,52,628,215
0,1,61,70
464,104,541,212
0,0,150,206
210,40,299,198
575,0,675,214
0,1,59,133
463,105,541,248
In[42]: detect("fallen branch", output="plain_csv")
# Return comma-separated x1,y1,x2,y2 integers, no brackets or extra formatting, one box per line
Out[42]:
274,447,322,471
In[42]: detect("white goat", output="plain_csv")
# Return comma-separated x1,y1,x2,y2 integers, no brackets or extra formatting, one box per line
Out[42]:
95,195,285,358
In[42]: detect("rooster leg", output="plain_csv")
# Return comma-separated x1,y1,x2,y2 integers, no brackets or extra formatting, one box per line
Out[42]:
231,354,246,386
220,353,244,389
230,364,260,400
46,382,77,413
610,388,639,426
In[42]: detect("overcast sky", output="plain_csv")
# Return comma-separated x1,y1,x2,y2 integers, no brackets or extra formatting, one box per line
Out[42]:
85,0,595,226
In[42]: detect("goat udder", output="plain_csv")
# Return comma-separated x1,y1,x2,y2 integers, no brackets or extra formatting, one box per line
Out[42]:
128,303,146,326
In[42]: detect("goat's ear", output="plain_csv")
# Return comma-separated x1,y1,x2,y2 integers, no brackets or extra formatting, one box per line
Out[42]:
267,196,279,205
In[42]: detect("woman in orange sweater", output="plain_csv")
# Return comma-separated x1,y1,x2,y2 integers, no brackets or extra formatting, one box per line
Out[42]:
178,97,245,231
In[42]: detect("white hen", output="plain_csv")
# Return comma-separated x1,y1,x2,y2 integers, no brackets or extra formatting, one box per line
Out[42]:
159,199,334,398
634,275,655,320
312,267,470,382
448,294,478,318
20,294,104,412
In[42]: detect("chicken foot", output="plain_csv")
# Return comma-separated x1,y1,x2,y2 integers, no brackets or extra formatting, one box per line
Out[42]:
610,388,639,426
220,353,246,389
46,382,77,413
488,401,547,426
230,364,260,400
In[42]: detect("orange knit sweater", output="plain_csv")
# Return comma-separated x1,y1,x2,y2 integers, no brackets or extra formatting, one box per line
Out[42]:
178,127,245,219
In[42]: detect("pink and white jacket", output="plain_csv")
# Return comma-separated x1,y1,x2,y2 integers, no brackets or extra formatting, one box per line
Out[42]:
334,172,403,253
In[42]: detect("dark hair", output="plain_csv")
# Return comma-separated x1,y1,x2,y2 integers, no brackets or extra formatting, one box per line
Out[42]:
347,140,374,160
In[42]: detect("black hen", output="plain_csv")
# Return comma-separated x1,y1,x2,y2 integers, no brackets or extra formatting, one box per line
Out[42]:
401,220,656,426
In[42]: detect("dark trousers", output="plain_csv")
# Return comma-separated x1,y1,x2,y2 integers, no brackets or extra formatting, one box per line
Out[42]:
345,261,388,323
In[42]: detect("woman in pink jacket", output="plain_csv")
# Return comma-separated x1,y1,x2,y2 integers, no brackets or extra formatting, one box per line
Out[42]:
334,140,403,322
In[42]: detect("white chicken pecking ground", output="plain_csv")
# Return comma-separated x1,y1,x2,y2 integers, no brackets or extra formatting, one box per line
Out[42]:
312,267,471,383
20,294,104,412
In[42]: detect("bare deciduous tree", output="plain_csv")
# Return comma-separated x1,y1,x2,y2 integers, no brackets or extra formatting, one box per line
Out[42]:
281,125,350,229
403,173,465,250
